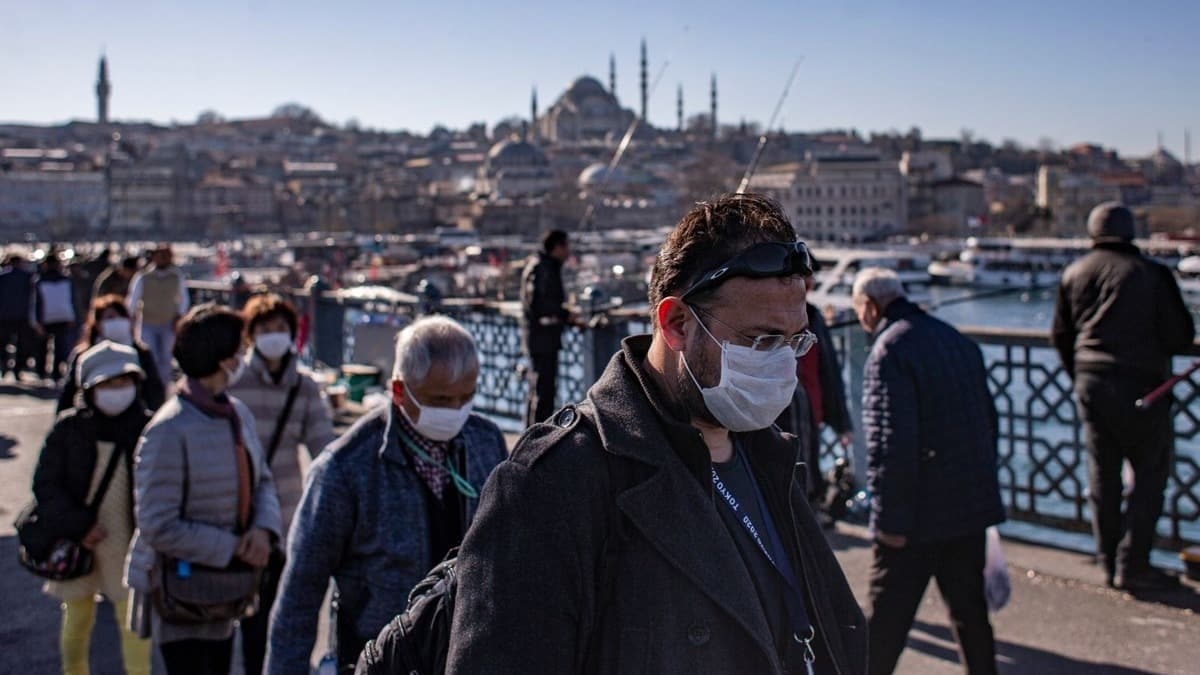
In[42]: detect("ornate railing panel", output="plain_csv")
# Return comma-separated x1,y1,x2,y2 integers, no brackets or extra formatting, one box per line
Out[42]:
188,281,1199,547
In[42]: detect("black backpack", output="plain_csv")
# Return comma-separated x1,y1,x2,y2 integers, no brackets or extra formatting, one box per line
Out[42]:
355,545,460,675
356,402,630,675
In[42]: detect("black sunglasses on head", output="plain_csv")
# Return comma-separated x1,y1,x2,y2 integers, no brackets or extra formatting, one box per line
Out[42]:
681,241,814,300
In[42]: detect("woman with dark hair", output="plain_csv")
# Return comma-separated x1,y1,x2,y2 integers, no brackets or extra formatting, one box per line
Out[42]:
34,341,153,675
58,294,166,413
124,304,282,675
228,293,334,675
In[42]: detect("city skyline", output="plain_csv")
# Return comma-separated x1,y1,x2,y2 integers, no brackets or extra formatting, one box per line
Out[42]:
5,1,1200,159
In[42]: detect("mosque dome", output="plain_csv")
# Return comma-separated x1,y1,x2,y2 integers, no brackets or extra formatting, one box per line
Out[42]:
566,76,611,103
579,162,628,188
486,137,549,169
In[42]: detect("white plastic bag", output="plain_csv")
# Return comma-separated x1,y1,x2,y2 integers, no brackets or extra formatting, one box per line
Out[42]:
984,526,1011,612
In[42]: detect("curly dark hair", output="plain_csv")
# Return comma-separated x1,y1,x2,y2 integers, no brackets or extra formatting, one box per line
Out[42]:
647,193,797,319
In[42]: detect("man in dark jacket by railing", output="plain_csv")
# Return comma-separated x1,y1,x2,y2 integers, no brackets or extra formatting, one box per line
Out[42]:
854,267,1005,675
519,229,580,427
450,194,866,675
1052,201,1195,592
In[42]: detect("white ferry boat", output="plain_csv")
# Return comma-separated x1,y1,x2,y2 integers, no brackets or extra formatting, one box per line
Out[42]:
807,248,932,319
1176,256,1200,301
928,237,1084,289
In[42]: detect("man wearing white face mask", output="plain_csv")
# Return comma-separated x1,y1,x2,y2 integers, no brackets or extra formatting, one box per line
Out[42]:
228,294,335,675
449,194,866,675
267,316,506,674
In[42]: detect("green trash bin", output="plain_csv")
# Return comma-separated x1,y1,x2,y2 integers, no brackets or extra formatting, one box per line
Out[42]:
341,364,382,403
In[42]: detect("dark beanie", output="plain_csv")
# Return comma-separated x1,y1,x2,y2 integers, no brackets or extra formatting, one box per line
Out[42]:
1087,202,1136,242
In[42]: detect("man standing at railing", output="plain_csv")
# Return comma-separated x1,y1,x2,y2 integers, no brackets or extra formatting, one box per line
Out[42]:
853,267,1004,675
519,229,580,426
1052,201,1195,592
127,244,189,386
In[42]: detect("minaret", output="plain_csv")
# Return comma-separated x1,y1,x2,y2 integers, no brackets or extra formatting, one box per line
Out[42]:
676,84,684,132
1186,129,1192,166
530,86,539,140
639,39,648,120
710,73,718,139
609,53,617,97
96,55,111,125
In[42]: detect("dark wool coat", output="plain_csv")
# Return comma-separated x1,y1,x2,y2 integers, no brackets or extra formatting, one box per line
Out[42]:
448,335,867,675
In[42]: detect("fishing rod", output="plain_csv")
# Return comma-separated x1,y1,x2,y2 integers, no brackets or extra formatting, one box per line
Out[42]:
821,282,1052,331
579,60,671,232
735,58,804,195
1135,359,1200,410
928,283,1051,311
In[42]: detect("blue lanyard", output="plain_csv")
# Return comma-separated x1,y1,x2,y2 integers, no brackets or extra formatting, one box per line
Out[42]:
712,444,816,670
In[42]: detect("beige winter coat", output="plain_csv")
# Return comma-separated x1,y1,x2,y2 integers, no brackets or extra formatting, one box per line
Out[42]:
229,350,336,538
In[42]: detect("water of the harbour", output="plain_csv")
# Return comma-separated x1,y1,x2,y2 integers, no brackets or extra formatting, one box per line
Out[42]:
908,286,1198,560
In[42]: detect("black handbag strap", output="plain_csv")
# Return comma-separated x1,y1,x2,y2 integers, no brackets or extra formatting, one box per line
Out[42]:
267,382,302,464
86,443,125,513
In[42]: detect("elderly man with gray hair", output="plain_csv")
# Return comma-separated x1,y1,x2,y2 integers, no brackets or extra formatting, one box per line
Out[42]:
265,316,507,674
852,267,1005,675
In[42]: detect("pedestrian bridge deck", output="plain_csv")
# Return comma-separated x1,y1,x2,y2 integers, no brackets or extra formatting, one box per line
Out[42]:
1,387,1196,674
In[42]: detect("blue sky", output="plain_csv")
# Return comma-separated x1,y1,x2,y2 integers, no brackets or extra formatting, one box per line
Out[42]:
4,1,1199,158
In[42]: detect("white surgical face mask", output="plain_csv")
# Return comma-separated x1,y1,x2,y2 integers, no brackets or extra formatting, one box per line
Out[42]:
681,306,798,432
100,318,133,346
403,389,472,442
93,385,137,417
254,332,293,360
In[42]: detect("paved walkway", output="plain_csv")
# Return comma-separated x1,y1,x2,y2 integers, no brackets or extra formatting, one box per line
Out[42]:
1,385,1197,674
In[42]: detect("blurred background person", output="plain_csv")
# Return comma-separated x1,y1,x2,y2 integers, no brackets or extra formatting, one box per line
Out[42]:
95,256,142,300
0,253,37,381
33,252,77,384
128,244,189,386
58,294,166,414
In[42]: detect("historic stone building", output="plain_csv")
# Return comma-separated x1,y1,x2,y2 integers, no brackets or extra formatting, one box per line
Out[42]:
536,76,635,145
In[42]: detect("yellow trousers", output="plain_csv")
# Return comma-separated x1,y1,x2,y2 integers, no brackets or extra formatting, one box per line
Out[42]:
60,596,150,675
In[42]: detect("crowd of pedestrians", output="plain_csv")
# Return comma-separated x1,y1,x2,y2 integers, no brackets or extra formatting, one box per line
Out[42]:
13,196,1194,675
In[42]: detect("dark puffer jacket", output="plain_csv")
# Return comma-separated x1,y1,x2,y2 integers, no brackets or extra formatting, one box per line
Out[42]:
1052,242,1194,381
861,299,1005,542
32,405,152,542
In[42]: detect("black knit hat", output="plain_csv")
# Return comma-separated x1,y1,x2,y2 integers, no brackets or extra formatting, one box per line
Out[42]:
1087,202,1136,242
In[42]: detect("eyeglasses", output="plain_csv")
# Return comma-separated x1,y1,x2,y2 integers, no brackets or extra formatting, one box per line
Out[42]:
692,304,818,356
681,241,814,301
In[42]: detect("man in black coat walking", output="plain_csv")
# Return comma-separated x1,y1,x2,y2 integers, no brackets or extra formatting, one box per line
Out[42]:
854,267,1005,675
449,194,866,674
520,229,577,426
1052,202,1194,591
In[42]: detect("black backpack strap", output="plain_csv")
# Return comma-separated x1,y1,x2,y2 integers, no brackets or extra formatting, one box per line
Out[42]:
267,381,302,465
86,442,126,514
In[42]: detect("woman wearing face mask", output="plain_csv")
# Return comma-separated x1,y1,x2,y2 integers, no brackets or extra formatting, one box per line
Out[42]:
57,294,166,414
227,293,334,675
33,340,153,675
124,304,282,675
